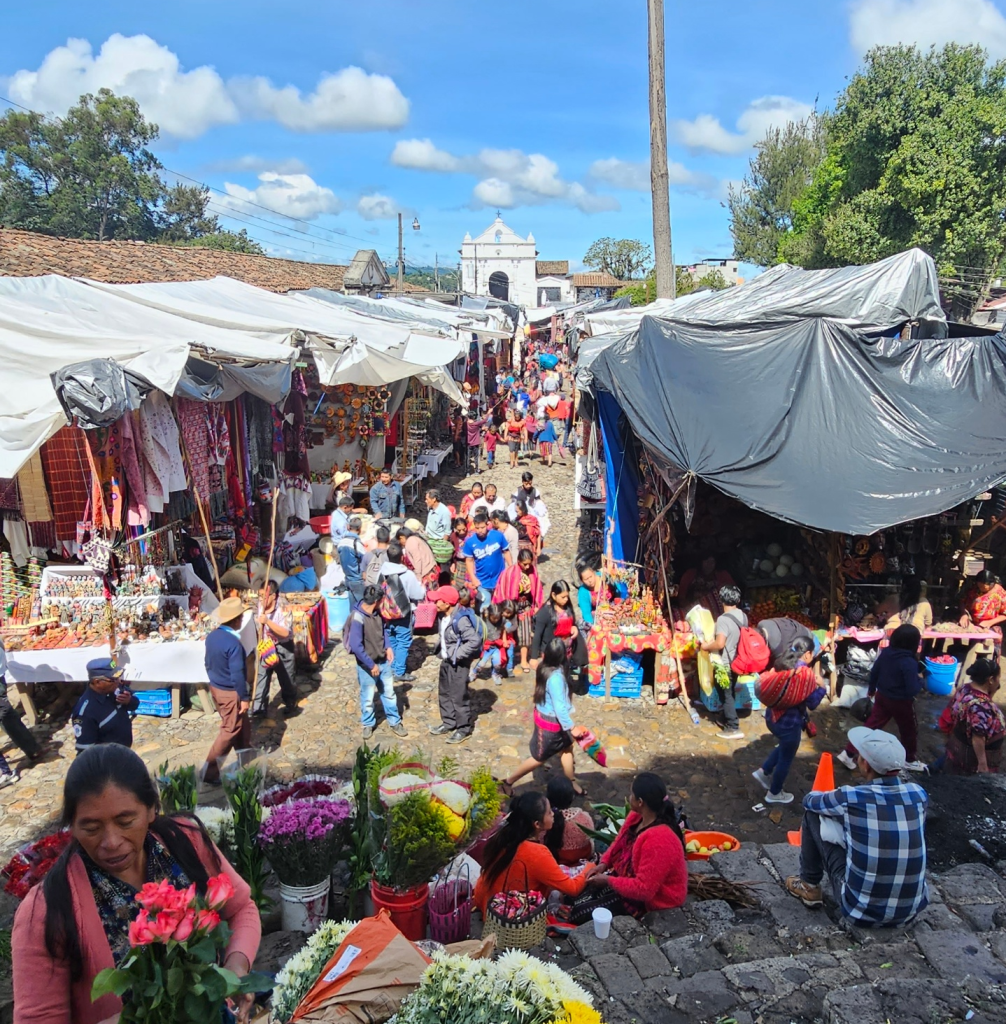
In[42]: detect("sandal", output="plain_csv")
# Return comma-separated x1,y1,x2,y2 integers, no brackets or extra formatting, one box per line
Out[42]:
498,780,514,797
571,782,587,798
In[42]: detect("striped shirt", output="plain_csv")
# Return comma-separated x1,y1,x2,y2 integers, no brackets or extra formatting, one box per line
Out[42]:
804,776,929,926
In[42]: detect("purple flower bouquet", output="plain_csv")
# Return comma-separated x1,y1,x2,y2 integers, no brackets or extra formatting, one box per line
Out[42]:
258,798,352,886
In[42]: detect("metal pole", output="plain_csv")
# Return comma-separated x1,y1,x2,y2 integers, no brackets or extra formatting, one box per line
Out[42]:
648,0,675,299
397,212,404,295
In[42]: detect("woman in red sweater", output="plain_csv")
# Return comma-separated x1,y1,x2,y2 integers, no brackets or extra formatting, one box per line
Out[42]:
566,772,687,923
473,791,598,914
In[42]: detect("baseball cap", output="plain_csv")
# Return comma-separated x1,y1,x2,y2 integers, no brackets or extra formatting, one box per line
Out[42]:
86,657,123,680
847,727,906,774
427,586,459,606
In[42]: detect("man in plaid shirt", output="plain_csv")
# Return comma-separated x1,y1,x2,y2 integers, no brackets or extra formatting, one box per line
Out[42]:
786,727,929,926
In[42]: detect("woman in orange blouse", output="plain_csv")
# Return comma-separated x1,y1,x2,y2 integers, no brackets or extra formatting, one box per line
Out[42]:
473,791,597,914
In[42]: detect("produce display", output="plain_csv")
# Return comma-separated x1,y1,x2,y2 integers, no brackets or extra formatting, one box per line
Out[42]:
748,586,818,629
2,830,72,899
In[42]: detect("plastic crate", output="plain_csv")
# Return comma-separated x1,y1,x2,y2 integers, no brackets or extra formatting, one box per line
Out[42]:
589,652,644,698
135,688,173,717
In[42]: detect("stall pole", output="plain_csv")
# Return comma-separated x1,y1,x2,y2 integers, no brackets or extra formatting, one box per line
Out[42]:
249,488,280,713
827,533,841,698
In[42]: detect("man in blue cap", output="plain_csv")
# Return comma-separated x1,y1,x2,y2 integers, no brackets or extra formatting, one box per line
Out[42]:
71,658,139,753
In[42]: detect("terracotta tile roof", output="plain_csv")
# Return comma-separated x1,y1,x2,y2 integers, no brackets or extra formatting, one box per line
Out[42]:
0,227,348,292
536,260,569,277
570,272,623,288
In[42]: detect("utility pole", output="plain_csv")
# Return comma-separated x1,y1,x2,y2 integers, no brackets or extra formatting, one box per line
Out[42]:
648,0,675,299
435,253,440,292
397,212,404,295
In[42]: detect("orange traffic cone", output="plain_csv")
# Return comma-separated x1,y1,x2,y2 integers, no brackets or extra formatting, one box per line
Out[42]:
811,752,835,793
788,753,836,847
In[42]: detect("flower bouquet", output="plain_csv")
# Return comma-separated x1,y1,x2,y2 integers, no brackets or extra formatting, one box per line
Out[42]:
257,798,352,886
261,774,353,808
271,919,354,1023
2,830,72,900
91,874,270,1024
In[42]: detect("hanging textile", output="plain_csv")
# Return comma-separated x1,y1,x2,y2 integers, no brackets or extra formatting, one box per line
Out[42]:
84,421,124,530
245,395,276,481
0,479,20,515
39,427,91,541
120,413,150,528
283,371,310,478
4,519,30,567
28,521,56,551
139,390,187,514
175,398,212,499
207,406,231,466
17,452,53,523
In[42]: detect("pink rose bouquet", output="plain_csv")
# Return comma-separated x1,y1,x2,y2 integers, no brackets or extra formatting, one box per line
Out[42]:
92,873,268,1024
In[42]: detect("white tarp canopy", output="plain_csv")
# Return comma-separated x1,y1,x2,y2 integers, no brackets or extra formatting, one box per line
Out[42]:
85,278,467,402
0,274,297,478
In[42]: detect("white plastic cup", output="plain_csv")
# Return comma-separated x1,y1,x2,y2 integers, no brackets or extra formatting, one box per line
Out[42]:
592,906,613,939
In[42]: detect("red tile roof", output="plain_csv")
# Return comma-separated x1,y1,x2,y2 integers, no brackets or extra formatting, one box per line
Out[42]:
0,227,348,292
536,260,569,277
570,272,623,288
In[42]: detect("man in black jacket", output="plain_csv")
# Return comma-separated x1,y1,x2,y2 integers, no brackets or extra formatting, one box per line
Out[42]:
428,586,482,744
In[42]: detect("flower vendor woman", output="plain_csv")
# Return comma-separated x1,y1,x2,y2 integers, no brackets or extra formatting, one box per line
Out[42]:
12,744,260,1024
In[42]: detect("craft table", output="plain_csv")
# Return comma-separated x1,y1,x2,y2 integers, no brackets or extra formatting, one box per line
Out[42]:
586,625,687,703
416,446,452,477
6,613,257,723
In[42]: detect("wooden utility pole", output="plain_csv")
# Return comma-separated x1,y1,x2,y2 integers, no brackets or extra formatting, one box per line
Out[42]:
648,0,675,299
397,212,404,295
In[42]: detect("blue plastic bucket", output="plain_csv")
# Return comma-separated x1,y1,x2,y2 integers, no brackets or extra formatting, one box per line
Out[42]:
326,593,351,634
924,657,958,696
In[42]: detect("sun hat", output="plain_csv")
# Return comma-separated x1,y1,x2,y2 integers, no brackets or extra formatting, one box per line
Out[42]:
213,596,245,623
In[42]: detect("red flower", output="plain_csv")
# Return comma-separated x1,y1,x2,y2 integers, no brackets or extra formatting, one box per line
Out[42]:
171,910,197,942
194,908,221,933
128,909,157,946
205,873,233,910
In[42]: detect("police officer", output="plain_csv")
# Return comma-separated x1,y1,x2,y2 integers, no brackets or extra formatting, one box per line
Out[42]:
72,658,139,753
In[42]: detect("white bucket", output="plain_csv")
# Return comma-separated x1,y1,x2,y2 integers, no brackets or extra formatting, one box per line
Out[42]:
592,906,612,939
280,878,331,934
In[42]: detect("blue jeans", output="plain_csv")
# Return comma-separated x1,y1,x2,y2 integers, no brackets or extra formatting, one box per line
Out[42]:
761,723,801,795
477,648,506,675
356,662,401,727
476,586,493,609
386,620,413,676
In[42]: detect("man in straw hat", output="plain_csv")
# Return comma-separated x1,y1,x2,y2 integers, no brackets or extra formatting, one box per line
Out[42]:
785,727,929,927
201,596,251,786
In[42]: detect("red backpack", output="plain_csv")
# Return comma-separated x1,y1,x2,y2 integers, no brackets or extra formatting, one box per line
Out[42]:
729,614,771,674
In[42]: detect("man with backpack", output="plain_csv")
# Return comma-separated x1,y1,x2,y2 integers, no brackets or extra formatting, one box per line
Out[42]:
379,541,427,683
345,583,409,740
362,526,391,586
699,584,770,740
338,517,366,605
428,585,483,745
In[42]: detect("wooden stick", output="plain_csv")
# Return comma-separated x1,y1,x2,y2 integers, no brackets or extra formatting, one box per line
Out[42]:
248,488,280,714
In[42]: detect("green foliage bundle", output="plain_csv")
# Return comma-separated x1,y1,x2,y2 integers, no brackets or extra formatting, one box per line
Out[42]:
156,762,198,815
221,764,270,911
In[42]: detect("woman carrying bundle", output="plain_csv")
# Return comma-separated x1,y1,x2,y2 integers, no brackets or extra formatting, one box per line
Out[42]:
752,637,826,804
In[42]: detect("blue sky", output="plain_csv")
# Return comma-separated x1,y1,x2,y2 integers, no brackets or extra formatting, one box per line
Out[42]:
2,1,1004,274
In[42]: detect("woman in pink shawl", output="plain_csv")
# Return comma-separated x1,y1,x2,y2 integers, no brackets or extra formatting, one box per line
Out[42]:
493,548,543,674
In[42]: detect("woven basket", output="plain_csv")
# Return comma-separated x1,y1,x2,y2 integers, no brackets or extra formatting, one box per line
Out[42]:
481,863,547,950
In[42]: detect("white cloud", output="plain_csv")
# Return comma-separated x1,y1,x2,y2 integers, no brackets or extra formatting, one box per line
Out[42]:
3,34,409,139
357,193,403,220
588,156,721,196
220,172,342,220
850,0,1006,57
391,138,619,213
672,96,814,155
204,155,309,175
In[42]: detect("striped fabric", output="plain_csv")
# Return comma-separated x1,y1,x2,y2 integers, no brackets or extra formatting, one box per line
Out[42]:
804,776,929,926
38,427,91,541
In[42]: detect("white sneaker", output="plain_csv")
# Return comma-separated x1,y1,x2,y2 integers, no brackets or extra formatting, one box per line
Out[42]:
836,750,857,771
904,760,929,773
0,772,17,789
752,768,771,790
719,728,745,741
490,673,501,686
765,789,795,804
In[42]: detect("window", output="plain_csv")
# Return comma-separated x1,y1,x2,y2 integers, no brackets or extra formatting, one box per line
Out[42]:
494,230,502,243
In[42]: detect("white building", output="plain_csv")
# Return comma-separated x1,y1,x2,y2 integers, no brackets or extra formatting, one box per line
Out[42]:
460,216,538,306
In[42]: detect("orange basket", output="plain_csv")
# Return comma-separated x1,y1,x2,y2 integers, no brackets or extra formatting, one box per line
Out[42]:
683,830,741,861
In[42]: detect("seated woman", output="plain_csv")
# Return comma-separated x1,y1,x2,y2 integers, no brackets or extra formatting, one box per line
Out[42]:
960,569,1006,656
946,658,1006,774
13,744,260,1024
576,555,626,629
473,791,596,915
564,772,687,924
544,776,595,867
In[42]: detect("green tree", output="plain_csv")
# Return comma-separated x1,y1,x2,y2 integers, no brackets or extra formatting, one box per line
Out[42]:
584,237,652,280
728,114,825,267
781,44,1006,315
0,89,263,254
614,266,731,305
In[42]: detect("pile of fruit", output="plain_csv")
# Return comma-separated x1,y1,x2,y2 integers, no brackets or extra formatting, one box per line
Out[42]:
749,587,817,629
685,838,734,855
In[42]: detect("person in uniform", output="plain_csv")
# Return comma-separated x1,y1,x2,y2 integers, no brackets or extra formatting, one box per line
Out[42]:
71,658,139,753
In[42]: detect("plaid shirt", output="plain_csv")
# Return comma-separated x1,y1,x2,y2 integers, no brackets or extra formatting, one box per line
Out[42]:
804,776,929,926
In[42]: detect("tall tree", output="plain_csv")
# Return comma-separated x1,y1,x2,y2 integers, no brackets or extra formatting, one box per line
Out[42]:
583,237,653,280
728,115,824,267
781,44,1006,315
0,90,262,253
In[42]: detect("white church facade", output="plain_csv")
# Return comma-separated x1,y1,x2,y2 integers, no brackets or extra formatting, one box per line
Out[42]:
460,216,540,306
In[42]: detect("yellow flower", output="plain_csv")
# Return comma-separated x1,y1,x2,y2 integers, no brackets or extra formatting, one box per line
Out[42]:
550,1000,604,1024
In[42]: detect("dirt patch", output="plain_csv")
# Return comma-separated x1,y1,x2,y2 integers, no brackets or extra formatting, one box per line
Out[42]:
922,772,1006,870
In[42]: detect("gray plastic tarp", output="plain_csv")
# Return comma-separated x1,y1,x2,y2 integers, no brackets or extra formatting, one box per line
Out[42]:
589,315,1006,534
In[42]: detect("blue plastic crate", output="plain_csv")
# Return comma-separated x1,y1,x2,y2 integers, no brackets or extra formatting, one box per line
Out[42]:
588,678,643,698
135,688,173,717
589,651,644,698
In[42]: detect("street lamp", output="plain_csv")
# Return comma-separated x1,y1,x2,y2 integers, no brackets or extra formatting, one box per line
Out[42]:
412,217,420,231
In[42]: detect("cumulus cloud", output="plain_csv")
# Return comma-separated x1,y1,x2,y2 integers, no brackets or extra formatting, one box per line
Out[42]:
588,156,721,196
357,193,404,220
671,96,814,155
2,34,409,139
391,138,619,213
220,172,342,220
849,0,1006,57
